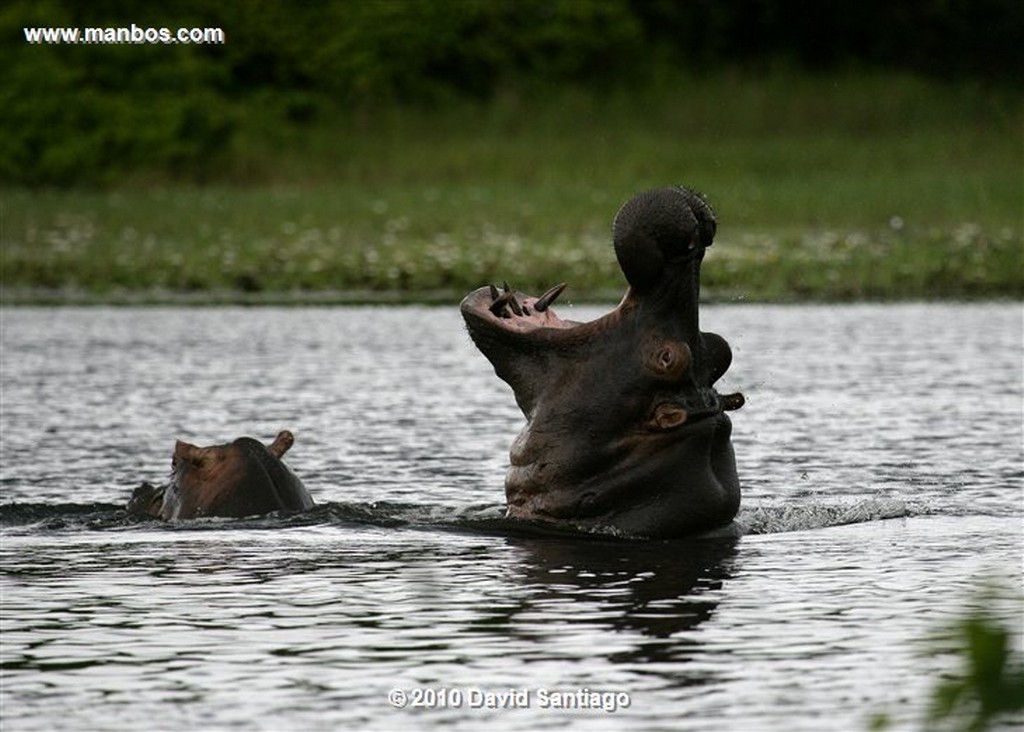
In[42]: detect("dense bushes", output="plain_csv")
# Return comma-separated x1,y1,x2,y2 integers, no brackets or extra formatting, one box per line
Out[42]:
4,0,1022,185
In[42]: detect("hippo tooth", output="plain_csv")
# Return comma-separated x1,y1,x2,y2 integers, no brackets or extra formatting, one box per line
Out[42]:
489,283,500,300
533,282,567,313
507,294,524,317
489,293,513,317
503,280,513,294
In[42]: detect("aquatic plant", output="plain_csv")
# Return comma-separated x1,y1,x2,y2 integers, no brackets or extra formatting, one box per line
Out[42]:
869,590,1024,731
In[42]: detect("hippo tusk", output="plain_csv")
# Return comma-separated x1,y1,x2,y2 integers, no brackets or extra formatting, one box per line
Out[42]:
533,282,567,313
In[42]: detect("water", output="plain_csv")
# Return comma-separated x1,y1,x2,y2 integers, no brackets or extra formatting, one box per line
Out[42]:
1,303,1021,731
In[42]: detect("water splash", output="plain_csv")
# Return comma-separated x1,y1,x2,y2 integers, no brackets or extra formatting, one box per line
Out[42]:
738,498,911,534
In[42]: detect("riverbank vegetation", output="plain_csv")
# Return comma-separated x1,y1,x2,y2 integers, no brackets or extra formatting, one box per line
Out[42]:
3,2,1020,302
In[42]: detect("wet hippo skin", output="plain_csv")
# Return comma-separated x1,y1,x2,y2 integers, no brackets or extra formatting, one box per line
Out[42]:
461,187,744,539
128,431,314,520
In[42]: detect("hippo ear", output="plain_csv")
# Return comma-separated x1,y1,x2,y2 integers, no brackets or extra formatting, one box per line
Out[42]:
173,440,210,467
268,430,294,458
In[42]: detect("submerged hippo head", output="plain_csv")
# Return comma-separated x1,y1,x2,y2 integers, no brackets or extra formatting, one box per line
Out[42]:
461,187,744,538
127,431,314,520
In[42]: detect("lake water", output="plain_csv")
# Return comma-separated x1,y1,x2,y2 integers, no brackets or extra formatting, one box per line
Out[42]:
1,303,1021,731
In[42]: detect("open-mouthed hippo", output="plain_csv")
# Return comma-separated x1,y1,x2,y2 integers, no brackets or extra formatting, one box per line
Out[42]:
127,431,314,520
460,187,744,539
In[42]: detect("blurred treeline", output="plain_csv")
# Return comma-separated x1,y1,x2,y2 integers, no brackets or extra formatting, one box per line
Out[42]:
4,0,1022,186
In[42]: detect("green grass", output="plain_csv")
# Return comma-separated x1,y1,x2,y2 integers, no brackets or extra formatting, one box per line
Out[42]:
2,72,1021,302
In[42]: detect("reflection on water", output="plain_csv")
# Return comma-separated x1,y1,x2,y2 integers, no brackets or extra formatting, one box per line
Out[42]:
1,304,1021,731
507,536,739,666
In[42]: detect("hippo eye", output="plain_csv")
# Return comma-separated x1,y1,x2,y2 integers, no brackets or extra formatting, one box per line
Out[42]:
645,340,690,380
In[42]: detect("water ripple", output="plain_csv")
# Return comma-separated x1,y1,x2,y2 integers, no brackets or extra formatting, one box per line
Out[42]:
2,304,1021,731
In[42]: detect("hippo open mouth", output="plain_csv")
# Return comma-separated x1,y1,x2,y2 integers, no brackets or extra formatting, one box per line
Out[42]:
461,187,744,539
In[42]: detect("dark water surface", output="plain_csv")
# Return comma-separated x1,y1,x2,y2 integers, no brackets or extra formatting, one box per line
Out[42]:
1,304,1021,731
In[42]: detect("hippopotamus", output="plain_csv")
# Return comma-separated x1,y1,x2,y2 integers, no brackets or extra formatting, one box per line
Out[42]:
460,187,744,539
127,431,314,520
